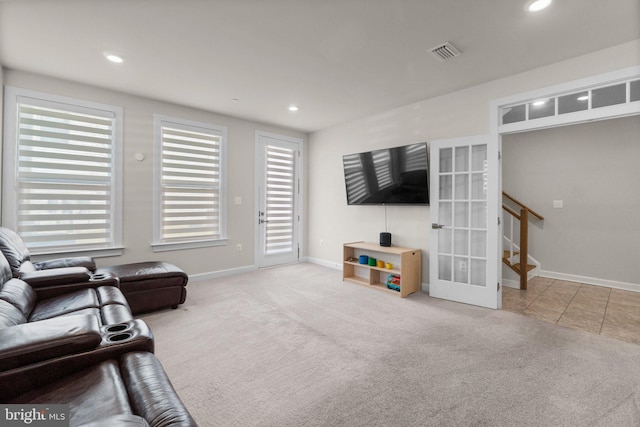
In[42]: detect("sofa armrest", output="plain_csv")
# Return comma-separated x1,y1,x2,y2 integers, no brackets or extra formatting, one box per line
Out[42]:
34,256,96,272
0,315,102,371
121,352,198,427
20,267,92,288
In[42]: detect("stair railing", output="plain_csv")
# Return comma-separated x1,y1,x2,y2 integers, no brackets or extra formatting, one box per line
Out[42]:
502,192,544,290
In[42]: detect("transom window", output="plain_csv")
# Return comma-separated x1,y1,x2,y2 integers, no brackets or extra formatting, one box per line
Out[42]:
499,72,640,131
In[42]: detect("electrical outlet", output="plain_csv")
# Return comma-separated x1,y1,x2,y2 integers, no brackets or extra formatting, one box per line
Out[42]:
458,260,467,272
320,239,324,247
236,244,242,253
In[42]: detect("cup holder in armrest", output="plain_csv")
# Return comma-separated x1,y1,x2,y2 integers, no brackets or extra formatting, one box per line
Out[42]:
107,332,133,342
105,323,130,333
103,322,134,343
90,273,109,282
100,319,154,352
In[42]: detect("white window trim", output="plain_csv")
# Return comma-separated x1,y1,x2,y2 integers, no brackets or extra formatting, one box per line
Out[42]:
151,114,228,252
491,65,640,134
2,86,123,257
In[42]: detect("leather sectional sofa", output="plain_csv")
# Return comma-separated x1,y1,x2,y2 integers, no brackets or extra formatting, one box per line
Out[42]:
0,232,198,425
5,349,197,426
0,227,188,314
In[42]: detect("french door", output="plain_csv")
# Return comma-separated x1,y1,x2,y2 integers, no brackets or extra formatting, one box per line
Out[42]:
429,135,500,309
255,132,301,268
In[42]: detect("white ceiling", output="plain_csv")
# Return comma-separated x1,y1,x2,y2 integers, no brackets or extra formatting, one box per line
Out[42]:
0,0,638,133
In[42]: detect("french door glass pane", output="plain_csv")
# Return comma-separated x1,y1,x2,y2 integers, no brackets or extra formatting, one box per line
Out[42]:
455,146,469,172
455,175,469,199
454,256,469,283
440,228,452,254
439,175,453,200
439,255,452,281
470,230,486,257
470,259,487,287
471,173,486,199
470,202,487,228
439,201,452,226
454,230,468,256
440,148,453,172
454,202,469,227
471,145,487,171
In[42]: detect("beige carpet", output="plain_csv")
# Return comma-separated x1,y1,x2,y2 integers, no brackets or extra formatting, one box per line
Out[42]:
141,263,640,426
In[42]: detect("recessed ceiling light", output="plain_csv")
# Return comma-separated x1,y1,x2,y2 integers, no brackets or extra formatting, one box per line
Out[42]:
288,105,299,112
104,53,124,64
525,0,552,12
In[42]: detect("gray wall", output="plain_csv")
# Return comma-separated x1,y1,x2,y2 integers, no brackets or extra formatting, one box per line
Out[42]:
502,115,640,285
2,69,308,277
307,40,640,288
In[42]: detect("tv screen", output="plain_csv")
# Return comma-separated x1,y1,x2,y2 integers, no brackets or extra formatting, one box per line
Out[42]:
343,142,429,205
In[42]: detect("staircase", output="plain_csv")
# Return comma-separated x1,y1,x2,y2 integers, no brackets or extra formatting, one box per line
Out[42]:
502,250,536,276
502,192,544,290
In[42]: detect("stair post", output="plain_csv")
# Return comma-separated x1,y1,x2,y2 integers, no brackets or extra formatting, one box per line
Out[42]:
519,208,529,290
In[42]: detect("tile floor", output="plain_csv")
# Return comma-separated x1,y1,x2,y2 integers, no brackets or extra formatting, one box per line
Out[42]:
502,276,640,345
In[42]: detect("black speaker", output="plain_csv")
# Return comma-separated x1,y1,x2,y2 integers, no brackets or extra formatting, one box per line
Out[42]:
380,232,392,247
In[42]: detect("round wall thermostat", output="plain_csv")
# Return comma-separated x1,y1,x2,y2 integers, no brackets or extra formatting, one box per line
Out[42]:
134,153,145,162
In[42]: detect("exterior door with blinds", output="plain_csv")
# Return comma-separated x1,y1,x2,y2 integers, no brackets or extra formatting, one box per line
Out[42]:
255,132,301,268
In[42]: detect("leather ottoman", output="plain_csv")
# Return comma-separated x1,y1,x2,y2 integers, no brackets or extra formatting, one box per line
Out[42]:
95,262,188,315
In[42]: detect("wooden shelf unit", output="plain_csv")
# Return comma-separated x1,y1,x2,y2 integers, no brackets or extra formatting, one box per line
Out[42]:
343,241,422,298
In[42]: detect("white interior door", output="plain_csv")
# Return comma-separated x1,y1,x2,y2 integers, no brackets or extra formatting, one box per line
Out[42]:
255,132,301,268
429,135,500,309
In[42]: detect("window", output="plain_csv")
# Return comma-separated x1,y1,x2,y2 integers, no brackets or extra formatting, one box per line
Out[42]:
2,87,123,255
498,68,640,130
153,115,227,251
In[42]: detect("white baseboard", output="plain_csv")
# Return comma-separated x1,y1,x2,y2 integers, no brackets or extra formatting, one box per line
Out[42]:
306,257,342,270
538,270,640,293
189,265,257,282
502,278,521,289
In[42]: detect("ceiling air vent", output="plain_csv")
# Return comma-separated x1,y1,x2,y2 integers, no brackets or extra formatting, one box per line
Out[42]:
429,42,461,62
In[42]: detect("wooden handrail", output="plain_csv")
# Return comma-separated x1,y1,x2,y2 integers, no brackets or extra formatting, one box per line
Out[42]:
502,191,544,220
502,192,544,291
503,205,520,219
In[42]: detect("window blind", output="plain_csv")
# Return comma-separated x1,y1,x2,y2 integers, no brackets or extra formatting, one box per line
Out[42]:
16,103,116,251
264,145,295,255
159,124,222,242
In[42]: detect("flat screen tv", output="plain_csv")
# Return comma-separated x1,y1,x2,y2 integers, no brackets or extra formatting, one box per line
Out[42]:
343,142,429,205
